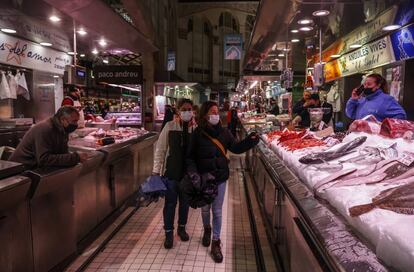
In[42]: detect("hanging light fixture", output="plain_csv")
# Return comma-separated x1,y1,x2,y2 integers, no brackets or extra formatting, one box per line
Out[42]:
298,19,313,25
312,10,330,17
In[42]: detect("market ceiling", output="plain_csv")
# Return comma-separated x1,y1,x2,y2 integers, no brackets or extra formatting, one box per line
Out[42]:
0,0,156,65
243,0,368,73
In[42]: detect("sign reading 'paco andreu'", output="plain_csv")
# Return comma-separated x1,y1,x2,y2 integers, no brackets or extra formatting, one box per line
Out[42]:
94,65,143,85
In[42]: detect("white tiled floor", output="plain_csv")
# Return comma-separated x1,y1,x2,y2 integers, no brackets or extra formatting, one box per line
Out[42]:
67,155,276,271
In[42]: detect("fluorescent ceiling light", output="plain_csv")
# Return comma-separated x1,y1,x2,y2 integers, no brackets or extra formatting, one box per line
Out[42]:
99,39,107,47
49,15,61,22
92,49,98,55
299,26,313,32
39,42,52,46
278,53,285,57
330,54,341,58
350,44,362,48
382,24,401,31
67,51,76,55
283,48,290,51
80,54,85,57
312,10,330,17
291,29,299,33
53,75,59,78
1,28,16,34
103,59,109,64
77,29,87,35
298,19,313,25
291,39,300,43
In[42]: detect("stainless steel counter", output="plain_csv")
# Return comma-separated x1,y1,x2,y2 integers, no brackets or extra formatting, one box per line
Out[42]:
242,127,388,272
0,131,158,271
0,174,33,272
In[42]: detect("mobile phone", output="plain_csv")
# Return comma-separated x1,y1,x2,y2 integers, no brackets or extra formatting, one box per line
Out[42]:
355,85,364,95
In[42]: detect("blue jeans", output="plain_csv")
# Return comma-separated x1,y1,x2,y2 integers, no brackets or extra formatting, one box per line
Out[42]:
163,179,190,231
201,182,226,240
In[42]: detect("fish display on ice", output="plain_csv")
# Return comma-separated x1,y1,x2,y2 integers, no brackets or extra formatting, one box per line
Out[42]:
299,136,367,165
349,179,414,217
339,143,398,165
314,160,396,192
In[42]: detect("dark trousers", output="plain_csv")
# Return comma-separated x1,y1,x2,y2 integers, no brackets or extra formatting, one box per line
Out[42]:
163,179,190,231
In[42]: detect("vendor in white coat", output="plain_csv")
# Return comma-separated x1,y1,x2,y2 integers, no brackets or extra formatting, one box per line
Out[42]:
61,85,85,128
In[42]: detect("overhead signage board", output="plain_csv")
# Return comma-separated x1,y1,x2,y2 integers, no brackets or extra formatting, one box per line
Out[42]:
224,34,242,60
340,6,398,55
337,36,395,77
390,24,414,61
167,51,176,71
0,32,72,75
94,65,143,85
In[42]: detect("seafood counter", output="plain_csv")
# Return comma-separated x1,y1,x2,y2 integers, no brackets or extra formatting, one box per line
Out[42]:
246,117,414,272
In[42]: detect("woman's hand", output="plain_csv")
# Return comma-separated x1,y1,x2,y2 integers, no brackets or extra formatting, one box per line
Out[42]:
351,88,361,100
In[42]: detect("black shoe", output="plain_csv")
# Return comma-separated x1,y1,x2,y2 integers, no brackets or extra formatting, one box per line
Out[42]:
202,225,212,247
211,239,223,263
177,226,189,241
164,231,174,249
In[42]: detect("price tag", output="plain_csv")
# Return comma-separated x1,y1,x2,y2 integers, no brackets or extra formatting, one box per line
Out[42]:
399,151,414,167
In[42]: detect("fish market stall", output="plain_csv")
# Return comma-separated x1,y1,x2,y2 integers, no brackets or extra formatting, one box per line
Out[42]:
244,117,414,272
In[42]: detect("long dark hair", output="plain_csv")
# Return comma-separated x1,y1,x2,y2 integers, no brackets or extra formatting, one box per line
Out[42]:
198,101,218,129
367,73,388,93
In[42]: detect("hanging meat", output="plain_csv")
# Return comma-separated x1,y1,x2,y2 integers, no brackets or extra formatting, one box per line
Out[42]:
349,180,414,217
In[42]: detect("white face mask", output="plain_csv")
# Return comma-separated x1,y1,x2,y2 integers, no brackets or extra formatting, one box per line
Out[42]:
208,114,220,125
180,111,193,122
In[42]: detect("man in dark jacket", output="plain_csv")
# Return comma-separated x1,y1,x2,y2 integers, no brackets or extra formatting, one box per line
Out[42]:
292,90,311,115
10,106,88,169
297,93,333,127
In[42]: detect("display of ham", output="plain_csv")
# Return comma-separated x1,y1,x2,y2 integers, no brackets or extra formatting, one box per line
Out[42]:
349,179,414,217
380,118,414,139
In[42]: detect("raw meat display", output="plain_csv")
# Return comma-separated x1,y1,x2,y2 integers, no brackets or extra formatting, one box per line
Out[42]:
298,136,367,164
349,115,381,134
349,179,414,217
380,118,414,139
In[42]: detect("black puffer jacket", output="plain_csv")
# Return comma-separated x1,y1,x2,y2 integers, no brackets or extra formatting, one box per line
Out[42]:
186,124,258,184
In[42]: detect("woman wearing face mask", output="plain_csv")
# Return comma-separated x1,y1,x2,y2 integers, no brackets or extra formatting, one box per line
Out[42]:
186,101,259,263
152,98,195,249
346,73,406,121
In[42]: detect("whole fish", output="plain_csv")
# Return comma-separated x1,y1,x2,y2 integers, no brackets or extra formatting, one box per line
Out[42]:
314,160,395,192
299,136,367,165
314,168,357,192
349,179,414,217
333,161,410,188
339,143,398,165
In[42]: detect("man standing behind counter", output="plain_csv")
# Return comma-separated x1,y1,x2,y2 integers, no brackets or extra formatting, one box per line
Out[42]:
10,106,88,169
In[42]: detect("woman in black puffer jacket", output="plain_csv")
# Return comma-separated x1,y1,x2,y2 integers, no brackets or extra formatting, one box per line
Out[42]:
186,101,259,263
